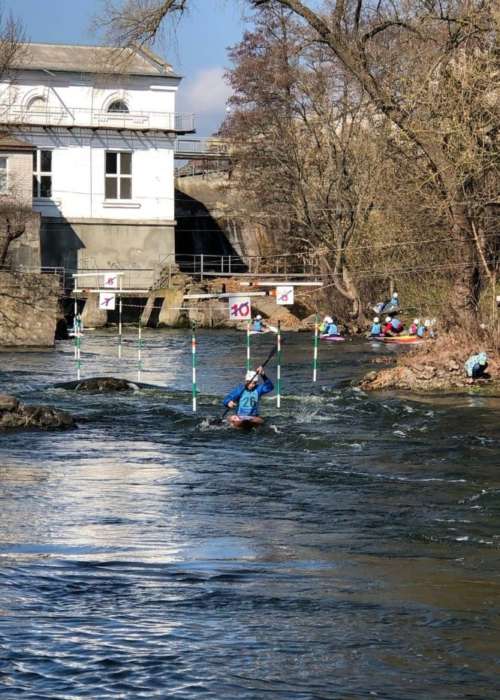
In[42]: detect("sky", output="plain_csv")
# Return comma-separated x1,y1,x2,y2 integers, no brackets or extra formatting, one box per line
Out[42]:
5,0,248,135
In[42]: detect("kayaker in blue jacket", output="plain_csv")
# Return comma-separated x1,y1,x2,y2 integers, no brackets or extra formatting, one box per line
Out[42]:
223,367,274,417
252,315,264,332
322,316,340,336
369,316,382,337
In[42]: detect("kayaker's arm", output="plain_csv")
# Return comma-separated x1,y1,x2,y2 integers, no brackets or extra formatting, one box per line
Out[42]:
257,374,274,396
223,384,244,407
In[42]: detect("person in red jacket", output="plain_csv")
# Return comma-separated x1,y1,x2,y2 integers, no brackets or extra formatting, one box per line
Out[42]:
383,316,404,336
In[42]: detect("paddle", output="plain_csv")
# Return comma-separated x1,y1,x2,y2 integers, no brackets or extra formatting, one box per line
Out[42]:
219,343,279,423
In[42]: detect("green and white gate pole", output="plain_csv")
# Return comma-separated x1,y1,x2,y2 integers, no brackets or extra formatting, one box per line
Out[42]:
246,321,251,371
276,320,282,409
191,322,197,412
313,313,319,382
137,320,143,383
118,276,123,359
75,318,82,380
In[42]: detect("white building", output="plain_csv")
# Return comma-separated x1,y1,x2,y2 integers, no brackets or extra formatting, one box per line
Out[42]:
0,43,194,285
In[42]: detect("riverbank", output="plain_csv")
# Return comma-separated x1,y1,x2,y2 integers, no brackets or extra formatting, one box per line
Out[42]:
361,333,499,392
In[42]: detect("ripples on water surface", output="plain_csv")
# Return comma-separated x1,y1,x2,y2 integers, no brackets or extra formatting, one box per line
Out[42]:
1,330,500,699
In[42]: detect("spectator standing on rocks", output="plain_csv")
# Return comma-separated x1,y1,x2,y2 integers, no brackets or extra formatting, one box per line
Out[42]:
464,352,489,380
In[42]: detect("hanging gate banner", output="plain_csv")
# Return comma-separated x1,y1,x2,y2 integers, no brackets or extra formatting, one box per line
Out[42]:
276,286,294,305
99,292,116,310
103,273,119,288
228,296,252,320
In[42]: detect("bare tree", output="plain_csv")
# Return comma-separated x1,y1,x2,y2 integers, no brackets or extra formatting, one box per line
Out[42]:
0,200,33,266
97,0,498,330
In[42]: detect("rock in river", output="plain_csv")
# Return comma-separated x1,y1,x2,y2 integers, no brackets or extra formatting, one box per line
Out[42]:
0,393,75,431
64,377,139,393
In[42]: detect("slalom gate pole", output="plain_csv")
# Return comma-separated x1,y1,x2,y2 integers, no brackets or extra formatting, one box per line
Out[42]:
137,321,143,383
75,316,82,381
191,323,197,412
246,321,251,371
73,285,78,360
118,277,123,359
313,314,319,383
276,321,282,409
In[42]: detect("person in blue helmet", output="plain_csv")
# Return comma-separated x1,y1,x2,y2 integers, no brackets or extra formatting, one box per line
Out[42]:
223,366,274,422
464,352,488,380
369,316,382,337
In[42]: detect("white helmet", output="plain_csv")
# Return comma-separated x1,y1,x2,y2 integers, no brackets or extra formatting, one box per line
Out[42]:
385,316,392,323
326,316,333,323
392,292,398,298
245,370,257,382
374,316,380,323
424,319,431,327
414,318,419,324
256,315,262,320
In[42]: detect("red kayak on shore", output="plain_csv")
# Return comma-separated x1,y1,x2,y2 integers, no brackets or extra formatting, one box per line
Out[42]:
228,415,265,430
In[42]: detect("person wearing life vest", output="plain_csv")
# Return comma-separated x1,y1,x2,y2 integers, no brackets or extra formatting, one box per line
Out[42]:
252,315,264,332
464,352,488,380
369,317,382,337
383,291,400,314
319,315,330,333
383,315,404,336
324,316,340,336
409,318,419,335
223,367,274,417
417,320,427,338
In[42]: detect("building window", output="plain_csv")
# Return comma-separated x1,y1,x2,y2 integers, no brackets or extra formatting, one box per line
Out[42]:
105,151,132,200
0,157,7,194
107,100,129,113
33,149,52,198
27,96,47,113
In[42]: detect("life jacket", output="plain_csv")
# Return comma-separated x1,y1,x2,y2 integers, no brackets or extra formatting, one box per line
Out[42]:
370,323,381,336
326,323,339,336
409,324,417,335
391,318,403,330
237,388,260,416
416,325,426,337
253,320,262,332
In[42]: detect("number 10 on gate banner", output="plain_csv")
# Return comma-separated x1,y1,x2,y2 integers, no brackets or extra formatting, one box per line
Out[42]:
228,296,252,320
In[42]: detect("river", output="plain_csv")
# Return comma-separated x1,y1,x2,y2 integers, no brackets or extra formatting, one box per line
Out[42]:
1,329,499,699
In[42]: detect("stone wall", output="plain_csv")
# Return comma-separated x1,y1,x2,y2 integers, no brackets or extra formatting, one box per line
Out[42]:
40,217,174,285
6,211,41,269
0,271,60,346
175,174,270,261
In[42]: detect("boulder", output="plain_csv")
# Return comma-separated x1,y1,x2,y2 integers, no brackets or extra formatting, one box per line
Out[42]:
81,293,107,328
73,377,138,393
0,394,19,412
0,397,75,431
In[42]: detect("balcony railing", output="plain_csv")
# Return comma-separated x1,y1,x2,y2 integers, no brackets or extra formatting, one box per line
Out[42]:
0,104,195,133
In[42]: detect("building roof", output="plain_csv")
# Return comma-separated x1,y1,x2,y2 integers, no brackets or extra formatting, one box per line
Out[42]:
12,43,181,79
0,132,35,152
